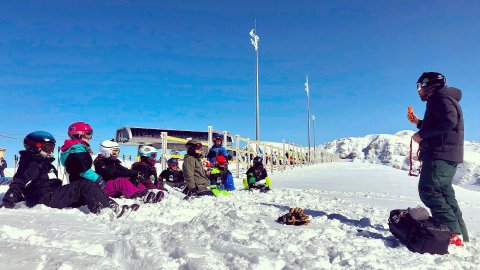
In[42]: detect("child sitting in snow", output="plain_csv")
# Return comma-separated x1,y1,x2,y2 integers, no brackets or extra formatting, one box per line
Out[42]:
244,156,271,192
159,158,185,189
131,146,168,192
209,156,235,192
1,129,119,216
94,140,164,203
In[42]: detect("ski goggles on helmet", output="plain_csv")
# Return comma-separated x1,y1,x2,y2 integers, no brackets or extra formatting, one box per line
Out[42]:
417,82,425,92
217,161,227,167
193,143,203,150
111,148,120,156
84,130,93,139
36,142,55,154
149,152,157,159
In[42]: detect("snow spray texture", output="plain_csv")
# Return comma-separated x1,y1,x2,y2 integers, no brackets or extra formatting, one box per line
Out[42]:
388,206,452,255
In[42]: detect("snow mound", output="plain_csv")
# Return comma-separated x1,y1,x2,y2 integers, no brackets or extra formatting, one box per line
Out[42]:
321,131,480,189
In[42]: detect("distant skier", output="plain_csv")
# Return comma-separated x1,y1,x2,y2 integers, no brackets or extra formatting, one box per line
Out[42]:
244,156,271,192
0,156,6,177
408,72,468,245
1,130,122,216
183,139,214,197
94,140,163,203
159,158,185,189
206,134,228,166
209,156,235,192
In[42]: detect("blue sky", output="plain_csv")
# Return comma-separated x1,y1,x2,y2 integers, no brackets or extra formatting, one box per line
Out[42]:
1,1,479,163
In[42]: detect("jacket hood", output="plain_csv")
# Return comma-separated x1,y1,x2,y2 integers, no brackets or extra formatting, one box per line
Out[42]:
60,139,90,152
435,86,462,102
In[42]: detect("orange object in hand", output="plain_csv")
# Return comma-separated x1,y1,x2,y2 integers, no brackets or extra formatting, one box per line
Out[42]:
408,106,414,120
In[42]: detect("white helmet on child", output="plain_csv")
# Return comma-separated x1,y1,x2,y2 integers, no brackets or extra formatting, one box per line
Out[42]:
99,140,120,158
139,145,157,159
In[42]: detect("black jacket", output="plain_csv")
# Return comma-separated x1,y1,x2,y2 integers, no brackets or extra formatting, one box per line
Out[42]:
2,151,61,206
246,165,268,181
94,156,138,181
417,86,464,163
159,168,185,188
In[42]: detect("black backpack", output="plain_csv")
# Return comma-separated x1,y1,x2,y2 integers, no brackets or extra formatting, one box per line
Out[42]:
388,206,452,255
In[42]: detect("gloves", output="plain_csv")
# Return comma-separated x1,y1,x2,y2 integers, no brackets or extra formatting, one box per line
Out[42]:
129,172,144,185
253,179,266,187
0,201,15,209
277,208,310,226
96,176,106,189
247,173,256,184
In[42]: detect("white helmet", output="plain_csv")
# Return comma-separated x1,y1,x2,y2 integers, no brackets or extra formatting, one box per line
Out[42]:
99,140,120,158
139,145,157,159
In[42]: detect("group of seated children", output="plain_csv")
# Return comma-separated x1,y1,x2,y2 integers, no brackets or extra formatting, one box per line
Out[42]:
1,124,271,216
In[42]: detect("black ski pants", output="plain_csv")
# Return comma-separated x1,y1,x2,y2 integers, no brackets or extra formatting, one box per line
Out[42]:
38,179,111,214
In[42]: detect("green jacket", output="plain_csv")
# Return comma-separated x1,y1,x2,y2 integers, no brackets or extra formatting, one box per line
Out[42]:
182,154,210,193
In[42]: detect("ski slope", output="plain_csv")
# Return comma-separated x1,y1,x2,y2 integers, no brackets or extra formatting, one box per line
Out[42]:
1,161,479,270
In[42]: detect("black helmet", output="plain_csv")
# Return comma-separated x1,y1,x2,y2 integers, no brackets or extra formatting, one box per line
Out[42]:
253,156,263,166
417,72,446,98
24,131,56,157
167,158,178,166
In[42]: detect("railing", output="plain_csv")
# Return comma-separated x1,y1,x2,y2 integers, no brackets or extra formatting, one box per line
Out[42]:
156,125,339,179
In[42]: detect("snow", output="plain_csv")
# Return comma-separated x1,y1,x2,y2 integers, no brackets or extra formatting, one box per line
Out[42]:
321,130,480,190
1,161,480,270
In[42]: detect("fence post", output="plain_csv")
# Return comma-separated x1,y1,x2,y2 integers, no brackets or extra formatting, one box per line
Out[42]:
247,138,251,166
235,134,240,179
161,132,168,172
207,126,213,150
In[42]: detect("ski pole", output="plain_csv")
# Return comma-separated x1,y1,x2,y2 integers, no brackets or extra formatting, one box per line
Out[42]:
14,155,18,174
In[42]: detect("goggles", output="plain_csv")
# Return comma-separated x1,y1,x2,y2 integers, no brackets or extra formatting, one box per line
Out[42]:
417,82,425,92
111,148,120,156
194,143,203,150
36,142,55,154
169,162,178,168
149,152,157,159
217,161,227,167
84,130,93,139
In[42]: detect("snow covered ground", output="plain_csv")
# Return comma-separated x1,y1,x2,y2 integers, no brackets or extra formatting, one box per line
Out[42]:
322,130,480,190
1,161,479,270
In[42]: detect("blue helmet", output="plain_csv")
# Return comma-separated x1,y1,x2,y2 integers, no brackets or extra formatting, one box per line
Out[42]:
167,158,178,165
24,131,56,157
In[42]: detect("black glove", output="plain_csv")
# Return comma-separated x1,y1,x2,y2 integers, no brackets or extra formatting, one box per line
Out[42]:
136,173,145,184
0,201,15,209
95,176,106,189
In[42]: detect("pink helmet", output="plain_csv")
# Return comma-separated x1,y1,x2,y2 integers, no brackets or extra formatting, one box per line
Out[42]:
68,122,93,139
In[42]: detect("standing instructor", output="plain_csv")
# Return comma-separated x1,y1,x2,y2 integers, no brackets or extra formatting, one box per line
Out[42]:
408,72,468,245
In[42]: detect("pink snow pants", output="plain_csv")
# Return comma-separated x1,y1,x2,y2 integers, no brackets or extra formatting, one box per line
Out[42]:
103,178,147,199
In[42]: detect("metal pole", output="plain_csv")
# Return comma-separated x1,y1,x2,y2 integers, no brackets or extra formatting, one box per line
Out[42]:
312,115,316,163
306,76,311,163
255,22,260,148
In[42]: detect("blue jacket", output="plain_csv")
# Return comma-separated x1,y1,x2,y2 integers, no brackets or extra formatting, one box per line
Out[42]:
209,167,235,191
206,144,228,164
